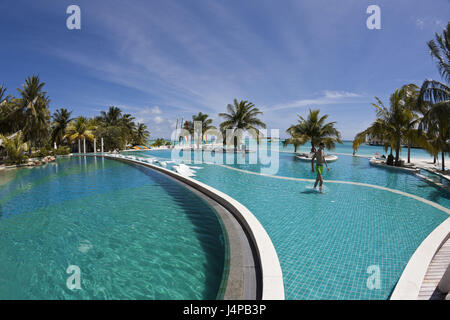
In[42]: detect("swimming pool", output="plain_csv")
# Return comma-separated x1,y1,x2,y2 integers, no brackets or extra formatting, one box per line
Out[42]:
127,148,450,299
0,157,226,299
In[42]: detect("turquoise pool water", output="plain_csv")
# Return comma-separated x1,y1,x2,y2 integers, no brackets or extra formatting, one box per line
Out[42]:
0,157,226,299
128,148,450,299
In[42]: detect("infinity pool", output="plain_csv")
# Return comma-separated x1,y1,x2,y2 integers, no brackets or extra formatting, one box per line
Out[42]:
129,148,450,299
0,157,226,299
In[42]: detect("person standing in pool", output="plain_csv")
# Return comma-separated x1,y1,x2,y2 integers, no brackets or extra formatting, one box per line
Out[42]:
311,142,329,193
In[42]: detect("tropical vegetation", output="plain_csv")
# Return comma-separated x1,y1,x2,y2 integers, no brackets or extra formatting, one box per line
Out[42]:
353,22,450,171
418,22,450,171
0,132,28,165
218,99,266,150
184,112,216,147
284,109,342,152
0,76,152,164
353,84,424,166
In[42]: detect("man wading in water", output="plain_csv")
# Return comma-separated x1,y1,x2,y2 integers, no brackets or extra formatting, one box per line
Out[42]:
311,142,329,193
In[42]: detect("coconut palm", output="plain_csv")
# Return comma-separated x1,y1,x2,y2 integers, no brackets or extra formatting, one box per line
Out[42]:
64,117,95,153
187,112,216,147
218,99,266,150
13,76,51,151
427,22,450,83
134,123,150,145
0,132,28,164
353,116,397,157
283,133,307,153
0,85,9,105
396,84,430,164
0,85,14,135
286,109,342,152
51,108,73,146
120,113,136,147
152,138,167,147
418,23,450,171
100,106,123,126
354,85,418,166
418,100,449,171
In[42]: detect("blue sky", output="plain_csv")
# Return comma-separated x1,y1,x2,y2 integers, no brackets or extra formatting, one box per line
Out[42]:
0,0,449,139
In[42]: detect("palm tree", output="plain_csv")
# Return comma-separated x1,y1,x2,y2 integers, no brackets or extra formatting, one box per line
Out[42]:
397,84,429,164
354,85,416,166
353,117,394,157
100,106,123,126
286,109,342,152
0,85,10,106
51,108,73,146
188,112,216,147
418,99,449,171
64,117,95,153
0,85,14,135
218,99,266,150
283,132,306,153
120,113,136,147
0,132,28,164
152,138,166,147
134,123,150,145
427,22,450,84
418,23,450,171
13,76,51,151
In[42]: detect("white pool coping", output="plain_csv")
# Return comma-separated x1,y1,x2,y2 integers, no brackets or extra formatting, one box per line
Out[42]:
390,217,450,300
96,154,285,300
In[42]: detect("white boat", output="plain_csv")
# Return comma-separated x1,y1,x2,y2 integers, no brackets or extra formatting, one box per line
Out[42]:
295,152,338,162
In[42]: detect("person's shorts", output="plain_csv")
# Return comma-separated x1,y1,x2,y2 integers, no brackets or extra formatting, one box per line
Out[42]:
316,164,324,175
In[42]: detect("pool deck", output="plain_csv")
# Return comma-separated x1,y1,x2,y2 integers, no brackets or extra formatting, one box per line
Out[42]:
391,218,450,300
418,236,450,300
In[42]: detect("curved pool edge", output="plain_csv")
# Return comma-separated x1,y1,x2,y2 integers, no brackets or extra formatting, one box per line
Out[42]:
390,217,450,300
88,154,285,300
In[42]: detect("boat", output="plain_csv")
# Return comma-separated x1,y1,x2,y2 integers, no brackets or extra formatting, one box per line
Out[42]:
295,152,338,162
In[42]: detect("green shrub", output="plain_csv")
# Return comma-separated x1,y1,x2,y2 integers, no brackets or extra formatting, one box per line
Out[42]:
152,138,166,147
30,148,54,158
0,132,29,165
55,146,70,155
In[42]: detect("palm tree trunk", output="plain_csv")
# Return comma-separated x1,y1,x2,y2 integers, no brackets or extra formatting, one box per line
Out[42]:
442,151,445,172
78,139,81,154
395,141,401,166
407,142,411,164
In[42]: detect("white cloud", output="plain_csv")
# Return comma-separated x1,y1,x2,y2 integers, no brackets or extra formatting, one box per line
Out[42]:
270,91,363,111
414,17,445,30
154,116,164,124
151,106,162,114
415,18,425,29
